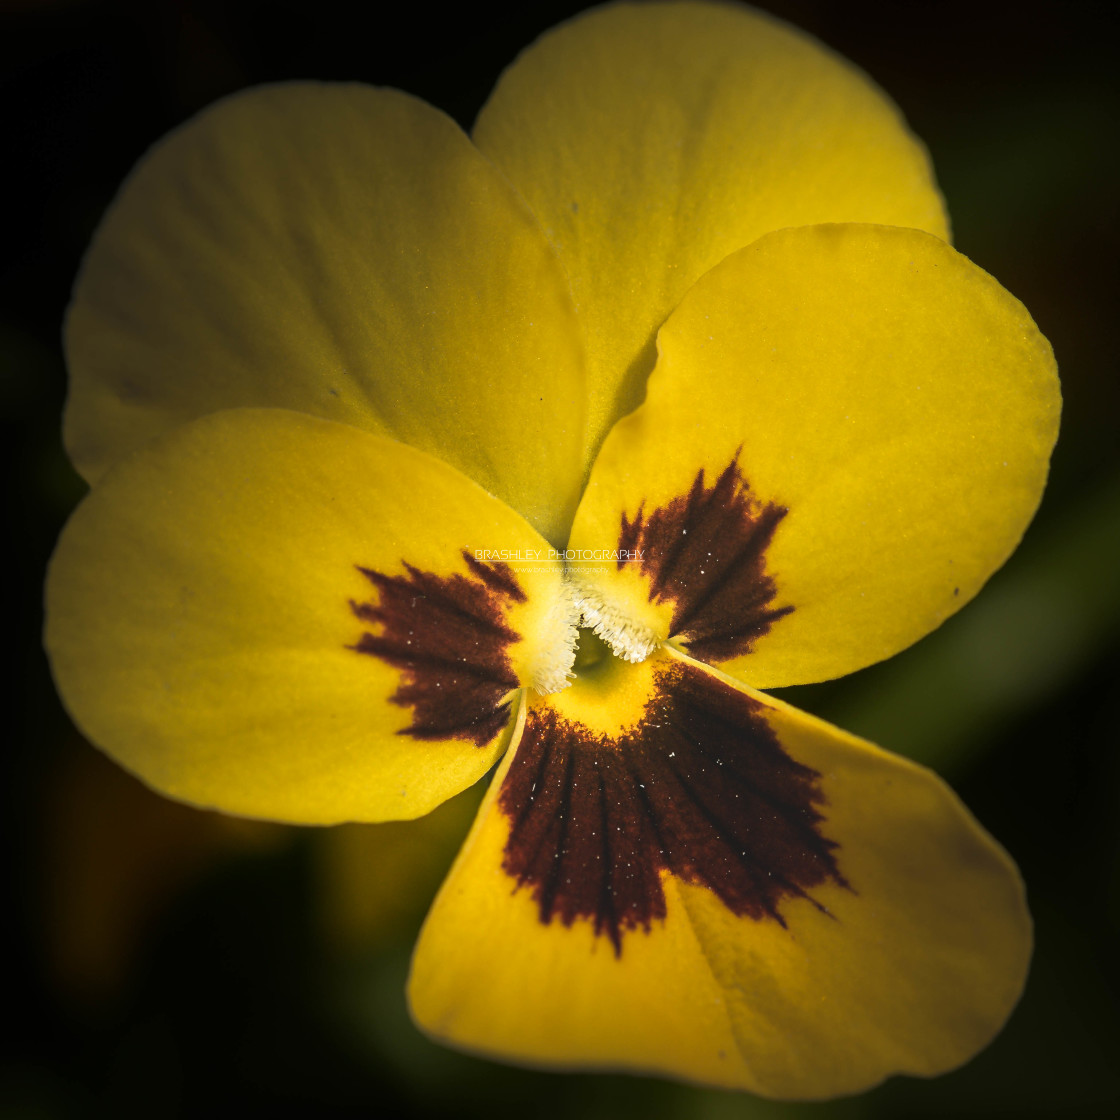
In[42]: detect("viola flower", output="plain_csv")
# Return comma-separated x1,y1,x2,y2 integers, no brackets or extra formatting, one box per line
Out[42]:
45,2,1059,1101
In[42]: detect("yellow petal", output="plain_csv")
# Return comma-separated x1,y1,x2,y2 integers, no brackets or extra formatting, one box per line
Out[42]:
46,408,575,825
64,84,585,546
474,1,949,466
567,224,1060,686
408,646,1030,1098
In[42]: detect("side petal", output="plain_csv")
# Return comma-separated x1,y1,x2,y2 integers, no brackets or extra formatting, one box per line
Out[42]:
474,1,949,465
45,409,576,824
567,224,1060,686
64,84,585,546
408,647,1030,1098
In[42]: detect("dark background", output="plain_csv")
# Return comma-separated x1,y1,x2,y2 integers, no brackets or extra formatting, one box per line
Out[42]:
4,1,1118,1116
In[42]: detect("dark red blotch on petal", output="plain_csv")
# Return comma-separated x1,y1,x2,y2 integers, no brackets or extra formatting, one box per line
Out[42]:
619,455,792,661
500,660,846,955
349,550,524,746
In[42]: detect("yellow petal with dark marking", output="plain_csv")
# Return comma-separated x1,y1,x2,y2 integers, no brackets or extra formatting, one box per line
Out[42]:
64,84,585,546
408,646,1030,1098
474,1,949,466
568,224,1059,686
46,409,574,825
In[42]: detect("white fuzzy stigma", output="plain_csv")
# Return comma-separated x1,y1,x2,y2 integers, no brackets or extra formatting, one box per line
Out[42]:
528,581,581,694
573,587,660,664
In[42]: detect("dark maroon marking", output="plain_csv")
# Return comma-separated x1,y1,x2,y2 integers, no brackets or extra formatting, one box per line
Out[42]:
499,659,847,955
349,549,523,746
618,455,792,661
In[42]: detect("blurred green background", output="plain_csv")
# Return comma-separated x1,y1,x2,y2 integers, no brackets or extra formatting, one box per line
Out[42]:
3,0,1117,1116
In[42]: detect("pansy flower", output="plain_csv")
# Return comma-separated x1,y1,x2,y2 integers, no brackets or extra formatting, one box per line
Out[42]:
45,2,1059,1100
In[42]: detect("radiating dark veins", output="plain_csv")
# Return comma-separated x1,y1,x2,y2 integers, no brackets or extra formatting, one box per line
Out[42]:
348,549,523,746
500,659,848,955
618,454,792,661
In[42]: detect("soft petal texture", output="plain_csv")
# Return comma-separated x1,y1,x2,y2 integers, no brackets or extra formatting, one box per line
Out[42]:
46,408,570,824
473,0,949,465
64,84,585,545
408,647,1030,1099
568,224,1060,687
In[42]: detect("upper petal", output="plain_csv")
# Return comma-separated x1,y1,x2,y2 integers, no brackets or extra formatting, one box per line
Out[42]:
567,224,1060,687
408,646,1029,1098
64,84,585,546
45,408,574,824
473,0,949,465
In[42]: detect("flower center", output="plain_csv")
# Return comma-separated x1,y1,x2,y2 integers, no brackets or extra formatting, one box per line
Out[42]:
533,580,667,696
570,625,610,675
572,585,661,665
531,583,662,697
536,625,659,739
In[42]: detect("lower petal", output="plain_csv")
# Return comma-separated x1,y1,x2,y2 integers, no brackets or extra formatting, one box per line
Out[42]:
408,646,1030,1098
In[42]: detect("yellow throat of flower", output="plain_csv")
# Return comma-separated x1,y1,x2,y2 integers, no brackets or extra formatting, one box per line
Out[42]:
528,577,664,697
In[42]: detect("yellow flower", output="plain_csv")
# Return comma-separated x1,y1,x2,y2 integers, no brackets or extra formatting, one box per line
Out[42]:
44,2,1059,1101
